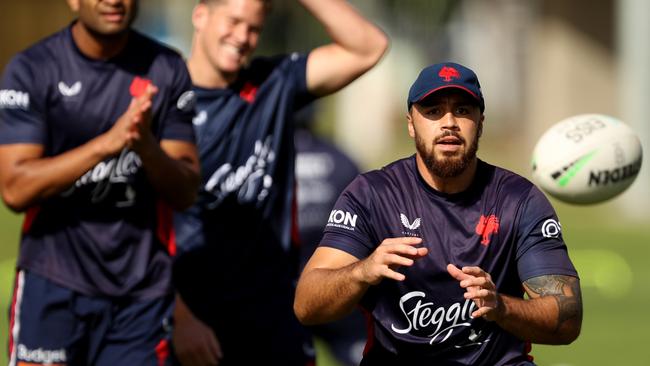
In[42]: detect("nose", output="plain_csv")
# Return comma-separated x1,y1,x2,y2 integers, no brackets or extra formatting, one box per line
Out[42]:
232,23,250,45
440,111,459,130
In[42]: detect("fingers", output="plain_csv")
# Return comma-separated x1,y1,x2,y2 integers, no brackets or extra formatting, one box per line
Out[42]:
461,266,489,278
379,237,427,257
463,287,491,300
362,237,428,285
385,253,415,267
471,306,492,319
447,264,491,283
460,276,492,289
447,264,500,320
446,263,467,281
381,266,406,282
206,332,223,362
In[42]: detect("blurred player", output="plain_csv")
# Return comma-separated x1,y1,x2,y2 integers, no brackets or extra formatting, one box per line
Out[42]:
294,105,366,366
171,0,388,365
0,0,199,365
295,62,583,365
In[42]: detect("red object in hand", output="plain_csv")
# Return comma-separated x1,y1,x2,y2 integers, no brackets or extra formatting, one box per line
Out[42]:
130,76,152,97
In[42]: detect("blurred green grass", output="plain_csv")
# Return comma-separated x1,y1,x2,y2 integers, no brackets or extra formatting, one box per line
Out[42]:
0,201,648,365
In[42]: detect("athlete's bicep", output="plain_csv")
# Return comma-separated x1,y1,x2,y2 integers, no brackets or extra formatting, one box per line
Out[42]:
523,274,583,331
303,246,359,273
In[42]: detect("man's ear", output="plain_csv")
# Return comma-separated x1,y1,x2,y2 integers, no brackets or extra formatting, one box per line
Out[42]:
67,0,80,12
478,114,484,137
192,3,210,31
407,111,415,138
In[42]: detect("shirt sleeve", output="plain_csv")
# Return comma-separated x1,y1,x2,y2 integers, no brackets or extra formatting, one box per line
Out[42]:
284,52,317,111
319,175,378,259
0,54,47,145
159,55,196,143
515,186,578,281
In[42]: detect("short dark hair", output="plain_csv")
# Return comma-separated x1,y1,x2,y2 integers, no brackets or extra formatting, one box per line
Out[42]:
200,0,272,13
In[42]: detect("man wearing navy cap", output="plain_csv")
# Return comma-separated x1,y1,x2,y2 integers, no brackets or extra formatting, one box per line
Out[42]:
294,62,582,365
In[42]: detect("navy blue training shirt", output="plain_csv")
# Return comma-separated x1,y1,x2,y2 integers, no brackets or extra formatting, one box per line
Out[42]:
173,53,316,324
0,24,196,299
320,156,578,365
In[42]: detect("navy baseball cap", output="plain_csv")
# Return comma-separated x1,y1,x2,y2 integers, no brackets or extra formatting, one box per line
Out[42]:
407,62,485,112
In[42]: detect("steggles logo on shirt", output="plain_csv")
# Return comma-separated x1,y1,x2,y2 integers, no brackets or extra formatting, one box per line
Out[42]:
391,291,490,348
204,136,275,208
61,149,142,206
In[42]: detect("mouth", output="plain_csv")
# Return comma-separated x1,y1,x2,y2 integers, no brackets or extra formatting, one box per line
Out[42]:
435,136,463,145
434,134,464,153
223,43,247,59
100,11,126,23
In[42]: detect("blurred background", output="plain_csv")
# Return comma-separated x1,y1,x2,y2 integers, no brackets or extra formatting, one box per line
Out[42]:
0,0,648,365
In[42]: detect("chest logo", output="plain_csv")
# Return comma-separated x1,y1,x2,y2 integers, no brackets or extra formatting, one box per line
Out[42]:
475,214,499,246
129,76,152,98
58,81,82,97
239,82,259,103
193,110,207,126
400,213,421,230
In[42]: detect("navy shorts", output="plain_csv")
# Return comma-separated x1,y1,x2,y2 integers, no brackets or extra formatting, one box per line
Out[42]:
7,270,173,366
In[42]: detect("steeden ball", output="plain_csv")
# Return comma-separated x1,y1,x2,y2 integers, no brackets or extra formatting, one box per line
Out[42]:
531,114,643,204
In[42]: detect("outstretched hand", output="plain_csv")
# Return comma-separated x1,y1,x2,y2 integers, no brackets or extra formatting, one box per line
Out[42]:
447,264,502,321
358,237,428,285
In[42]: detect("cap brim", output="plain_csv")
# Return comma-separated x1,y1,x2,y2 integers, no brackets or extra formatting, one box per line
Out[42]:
415,84,482,105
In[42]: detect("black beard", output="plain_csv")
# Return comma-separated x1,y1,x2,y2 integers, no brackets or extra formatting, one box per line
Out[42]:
416,130,479,178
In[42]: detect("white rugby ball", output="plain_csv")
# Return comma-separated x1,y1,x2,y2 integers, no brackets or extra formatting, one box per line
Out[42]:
531,114,643,204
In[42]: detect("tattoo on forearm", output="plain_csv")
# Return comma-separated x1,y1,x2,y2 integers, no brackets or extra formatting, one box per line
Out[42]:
524,275,582,332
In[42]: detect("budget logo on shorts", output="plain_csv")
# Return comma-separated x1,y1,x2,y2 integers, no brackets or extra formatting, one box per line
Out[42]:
327,210,357,231
0,89,29,109
16,344,66,365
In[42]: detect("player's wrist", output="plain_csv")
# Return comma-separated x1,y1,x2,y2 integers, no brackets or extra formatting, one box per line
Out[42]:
488,293,506,323
131,130,160,159
351,259,376,286
92,132,119,158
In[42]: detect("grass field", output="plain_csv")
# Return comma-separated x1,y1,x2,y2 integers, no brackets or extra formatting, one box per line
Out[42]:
0,201,648,365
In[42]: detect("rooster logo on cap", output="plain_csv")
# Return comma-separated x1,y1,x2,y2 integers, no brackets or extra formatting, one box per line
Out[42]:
438,66,461,82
